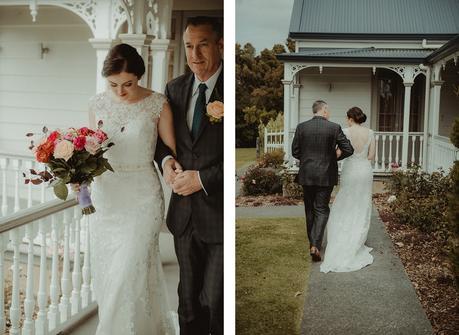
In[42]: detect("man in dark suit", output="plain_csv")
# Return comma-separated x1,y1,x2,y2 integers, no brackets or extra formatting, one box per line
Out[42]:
292,100,353,262
154,16,223,335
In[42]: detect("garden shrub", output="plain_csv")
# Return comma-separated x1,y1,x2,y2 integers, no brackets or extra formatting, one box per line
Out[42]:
385,165,452,241
257,150,284,168
448,118,459,288
241,166,282,196
280,170,303,198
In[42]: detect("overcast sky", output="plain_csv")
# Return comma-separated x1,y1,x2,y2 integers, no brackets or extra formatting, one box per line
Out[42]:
236,0,295,53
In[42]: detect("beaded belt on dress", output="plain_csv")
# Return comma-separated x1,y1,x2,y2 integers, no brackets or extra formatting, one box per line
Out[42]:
111,163,153,172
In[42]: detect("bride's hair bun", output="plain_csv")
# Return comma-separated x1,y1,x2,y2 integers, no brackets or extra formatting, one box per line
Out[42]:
102,43,145,79
346,107,367,124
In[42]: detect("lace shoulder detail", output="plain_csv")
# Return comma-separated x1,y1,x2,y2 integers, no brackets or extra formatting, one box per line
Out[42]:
148,92,167,119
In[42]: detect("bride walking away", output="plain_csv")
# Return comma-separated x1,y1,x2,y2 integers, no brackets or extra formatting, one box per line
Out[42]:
320,107,376,273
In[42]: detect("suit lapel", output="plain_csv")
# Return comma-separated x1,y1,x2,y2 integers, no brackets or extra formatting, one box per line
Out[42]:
181,74,194,145
193,71,224,145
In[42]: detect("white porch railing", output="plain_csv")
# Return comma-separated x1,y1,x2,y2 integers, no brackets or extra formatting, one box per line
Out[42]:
265,130,426,173
0,198,97,335
0,153,54,217
429,135,459,172
373,132,424,172
264,129,284,153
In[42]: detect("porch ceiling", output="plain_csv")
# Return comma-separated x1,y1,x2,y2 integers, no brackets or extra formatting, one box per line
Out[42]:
277,47,435,64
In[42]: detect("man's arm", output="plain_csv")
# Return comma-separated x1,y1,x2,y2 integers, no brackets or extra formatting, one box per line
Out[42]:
291,126,301,159
336,126,353,161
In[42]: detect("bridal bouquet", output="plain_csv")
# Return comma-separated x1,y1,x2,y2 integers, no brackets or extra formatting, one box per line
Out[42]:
25,122,116,215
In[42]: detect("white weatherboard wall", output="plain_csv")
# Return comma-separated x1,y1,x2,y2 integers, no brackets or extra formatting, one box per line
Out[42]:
298,67,372,128
0,5,96,155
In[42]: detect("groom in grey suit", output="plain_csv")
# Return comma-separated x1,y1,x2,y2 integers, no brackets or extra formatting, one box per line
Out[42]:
292,100,353,261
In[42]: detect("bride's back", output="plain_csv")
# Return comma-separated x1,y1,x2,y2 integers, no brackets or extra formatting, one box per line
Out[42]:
344,125,375,161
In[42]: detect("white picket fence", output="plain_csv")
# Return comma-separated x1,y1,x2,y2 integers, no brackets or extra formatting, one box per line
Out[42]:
429,135,459,172
264,129,430,173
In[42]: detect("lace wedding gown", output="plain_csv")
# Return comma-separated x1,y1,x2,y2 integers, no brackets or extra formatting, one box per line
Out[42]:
320,126,375,273
88,91,173,334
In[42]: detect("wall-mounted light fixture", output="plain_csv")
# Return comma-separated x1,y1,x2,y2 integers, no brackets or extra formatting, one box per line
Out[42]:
40,43,49,59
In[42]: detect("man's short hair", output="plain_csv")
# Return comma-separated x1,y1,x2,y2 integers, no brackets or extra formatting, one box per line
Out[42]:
312,100,328,114
186,16,223,41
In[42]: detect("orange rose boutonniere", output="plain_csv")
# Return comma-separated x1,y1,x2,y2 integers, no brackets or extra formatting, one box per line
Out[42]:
206,101,224,123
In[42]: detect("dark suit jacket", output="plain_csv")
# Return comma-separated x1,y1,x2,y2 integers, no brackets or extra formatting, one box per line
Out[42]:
291,116,353,186
155,70,223,244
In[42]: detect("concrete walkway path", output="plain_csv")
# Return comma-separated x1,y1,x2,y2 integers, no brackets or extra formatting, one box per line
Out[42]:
236,205,433,334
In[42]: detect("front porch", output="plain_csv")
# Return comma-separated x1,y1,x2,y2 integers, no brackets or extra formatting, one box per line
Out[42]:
276,43,459,174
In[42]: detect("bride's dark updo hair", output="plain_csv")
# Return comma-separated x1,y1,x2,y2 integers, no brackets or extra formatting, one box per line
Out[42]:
102,43,145,79
347,106,367,124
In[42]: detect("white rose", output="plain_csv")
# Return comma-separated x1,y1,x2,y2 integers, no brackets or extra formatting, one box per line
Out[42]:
84,136,101,155
387,195,397,204
54,140,74,161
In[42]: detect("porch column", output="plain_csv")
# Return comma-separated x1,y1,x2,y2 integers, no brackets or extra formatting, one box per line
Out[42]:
89,39,116,93
119,34,154,88
430,80,444,138
291,80,301,167
150,39,171,93
401,82,413,169
282,80,292,165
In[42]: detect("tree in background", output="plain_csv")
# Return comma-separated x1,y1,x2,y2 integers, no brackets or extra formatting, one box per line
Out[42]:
236,39,294,147
449,118,459,288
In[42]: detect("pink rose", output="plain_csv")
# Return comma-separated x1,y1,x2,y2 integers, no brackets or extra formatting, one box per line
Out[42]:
94,130,108,144
206,101,224,123
84,136,101,155
78,127,94,136
73,136,86,151
54,140,74,161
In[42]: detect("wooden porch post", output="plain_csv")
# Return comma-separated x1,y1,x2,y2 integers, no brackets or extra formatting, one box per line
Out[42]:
401,82,413,169
282,79,292,166
150,39,171,93
89,39,116,93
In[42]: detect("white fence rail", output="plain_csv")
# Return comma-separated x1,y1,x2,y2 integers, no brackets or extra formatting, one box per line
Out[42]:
264,130,427,173
0,153,54,218
429,136,459,172
0,198,97,335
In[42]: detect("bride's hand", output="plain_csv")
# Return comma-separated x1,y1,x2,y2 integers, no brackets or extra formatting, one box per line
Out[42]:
336,148,342,158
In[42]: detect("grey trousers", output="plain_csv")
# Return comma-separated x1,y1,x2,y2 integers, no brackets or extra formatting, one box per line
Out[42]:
302,185,334,250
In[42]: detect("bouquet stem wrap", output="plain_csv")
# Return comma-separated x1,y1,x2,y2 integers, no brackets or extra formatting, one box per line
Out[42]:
78,183,95,215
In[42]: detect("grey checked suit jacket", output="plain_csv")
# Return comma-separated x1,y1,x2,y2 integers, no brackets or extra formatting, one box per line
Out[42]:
155,71,223,244
292,116,354,186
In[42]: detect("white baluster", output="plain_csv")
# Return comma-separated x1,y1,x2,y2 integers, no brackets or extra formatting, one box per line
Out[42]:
59,210,72,322
0,158,8,216
12,159,21,213
71,208,82,315
0,235,5,333
388,135,393,168
381,135,387,170
411,135,416,166
48,215,61,329
395,135,401,166
23,223,37,335
374,134,379,170
25,161,33,209
9,229,21,335
35,219,48,335
419,136,424,167
81,216,92,307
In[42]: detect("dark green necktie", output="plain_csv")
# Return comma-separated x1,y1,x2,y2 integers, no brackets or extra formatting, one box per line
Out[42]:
191,83,207,139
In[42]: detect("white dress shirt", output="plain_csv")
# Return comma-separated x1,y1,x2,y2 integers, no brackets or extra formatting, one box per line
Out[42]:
162,62,223,195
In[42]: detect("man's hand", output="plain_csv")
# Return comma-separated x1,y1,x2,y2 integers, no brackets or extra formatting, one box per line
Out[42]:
172,170,202,196
163,158,183,185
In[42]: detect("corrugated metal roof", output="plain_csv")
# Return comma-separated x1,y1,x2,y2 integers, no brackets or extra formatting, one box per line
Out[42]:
289,0,459,37
277,47,436,63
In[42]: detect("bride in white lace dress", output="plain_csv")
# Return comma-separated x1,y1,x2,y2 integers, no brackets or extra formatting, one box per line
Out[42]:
86,44,176,334
320,107,376,273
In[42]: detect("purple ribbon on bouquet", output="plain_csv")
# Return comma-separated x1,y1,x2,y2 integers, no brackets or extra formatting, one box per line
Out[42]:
78,183,96,215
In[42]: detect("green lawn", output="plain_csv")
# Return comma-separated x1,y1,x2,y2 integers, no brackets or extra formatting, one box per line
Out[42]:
236,148,257,170
236,217,310,335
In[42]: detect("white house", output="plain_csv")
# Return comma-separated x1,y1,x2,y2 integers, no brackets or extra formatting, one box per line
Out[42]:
0,1,223,334
277,0,459,174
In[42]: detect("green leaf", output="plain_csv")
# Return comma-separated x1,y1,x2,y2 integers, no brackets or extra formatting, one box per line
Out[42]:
103,160,114,172
53,182,68,200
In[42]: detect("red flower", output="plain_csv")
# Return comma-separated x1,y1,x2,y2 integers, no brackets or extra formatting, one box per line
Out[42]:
78,127,94,136
35,140,54,163
73,136,86,151
47,131,60,143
